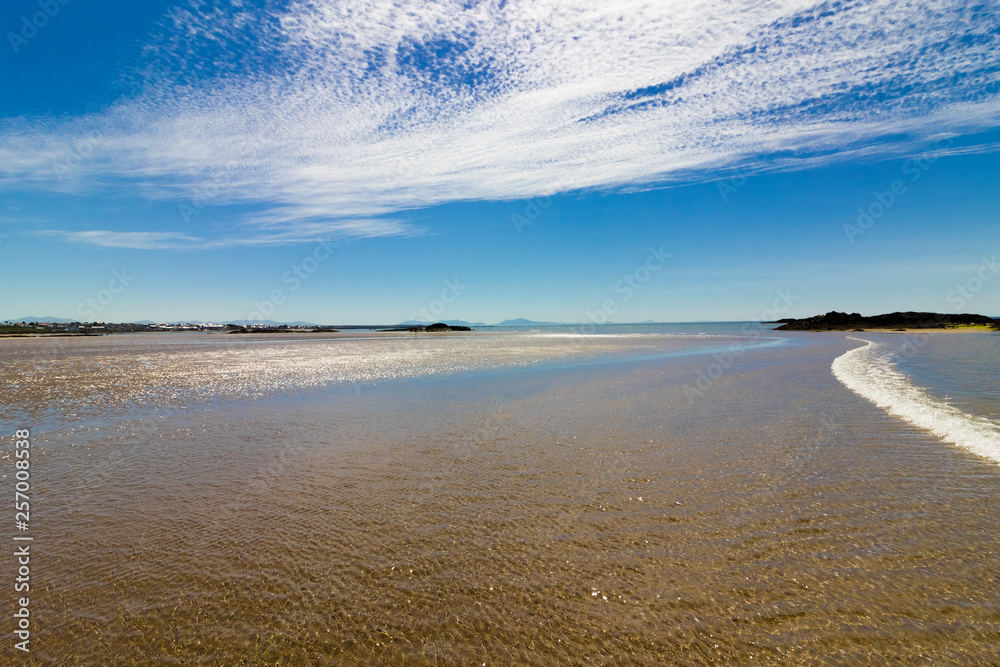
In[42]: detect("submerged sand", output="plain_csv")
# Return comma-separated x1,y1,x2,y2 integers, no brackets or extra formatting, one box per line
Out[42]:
3,332,999,664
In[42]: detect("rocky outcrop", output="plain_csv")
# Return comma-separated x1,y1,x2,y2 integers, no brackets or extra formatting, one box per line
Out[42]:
773,311,997,331
426,322,472,332
379,323,473,333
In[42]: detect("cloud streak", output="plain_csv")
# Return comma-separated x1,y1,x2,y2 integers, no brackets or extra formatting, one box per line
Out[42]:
37,218,419,250
5,0,1000,247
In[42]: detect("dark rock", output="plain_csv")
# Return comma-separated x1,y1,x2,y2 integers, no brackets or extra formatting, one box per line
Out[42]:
774,311,997,331
378,323,471,333
426,322,472,332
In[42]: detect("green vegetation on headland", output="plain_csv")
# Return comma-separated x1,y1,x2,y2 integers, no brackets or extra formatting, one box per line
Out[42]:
0,325,47,335
773,311,999,331
0,323,106,336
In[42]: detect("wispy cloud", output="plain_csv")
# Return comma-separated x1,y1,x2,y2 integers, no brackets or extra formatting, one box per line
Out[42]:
37,217,419,250
37,230,207,251
7,0,1000,248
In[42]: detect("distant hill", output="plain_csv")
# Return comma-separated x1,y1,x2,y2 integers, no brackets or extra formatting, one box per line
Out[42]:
493,318,565,326
7,316,76,323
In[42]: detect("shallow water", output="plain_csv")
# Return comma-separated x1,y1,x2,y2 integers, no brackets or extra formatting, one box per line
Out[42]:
2,328,999,664
833,332,1000,464
891,330,1000,421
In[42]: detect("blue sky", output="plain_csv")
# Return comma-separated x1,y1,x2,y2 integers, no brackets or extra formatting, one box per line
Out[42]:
2,0,999,324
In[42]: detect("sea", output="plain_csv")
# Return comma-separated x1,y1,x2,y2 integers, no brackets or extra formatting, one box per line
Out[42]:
1,323,998,664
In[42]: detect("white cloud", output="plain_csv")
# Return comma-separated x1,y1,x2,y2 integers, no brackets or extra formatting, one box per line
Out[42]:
6,0,1000,247
38,217,418,250
37,230,207,251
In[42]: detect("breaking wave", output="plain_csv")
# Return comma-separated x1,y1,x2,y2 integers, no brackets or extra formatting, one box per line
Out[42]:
832,337,1000,465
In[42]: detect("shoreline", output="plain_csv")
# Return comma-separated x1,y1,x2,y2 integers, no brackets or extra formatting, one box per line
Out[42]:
839,326,997,333
0,329,504,341
3,323,996,340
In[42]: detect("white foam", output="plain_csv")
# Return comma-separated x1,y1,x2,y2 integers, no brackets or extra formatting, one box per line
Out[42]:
832,337,1000,465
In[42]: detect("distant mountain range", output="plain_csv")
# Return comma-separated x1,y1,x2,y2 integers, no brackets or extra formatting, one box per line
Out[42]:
492,318,567,326
7,316,78,323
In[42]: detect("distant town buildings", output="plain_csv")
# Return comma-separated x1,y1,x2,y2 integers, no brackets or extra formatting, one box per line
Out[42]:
0,321,329,335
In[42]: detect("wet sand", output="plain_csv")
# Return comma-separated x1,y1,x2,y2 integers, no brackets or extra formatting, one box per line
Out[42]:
3,332,999,664
830,327,995,333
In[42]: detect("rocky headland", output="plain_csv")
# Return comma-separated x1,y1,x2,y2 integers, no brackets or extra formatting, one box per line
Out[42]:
773,311,998,331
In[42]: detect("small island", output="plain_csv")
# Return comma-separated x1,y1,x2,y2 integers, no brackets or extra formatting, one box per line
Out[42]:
379,322,472,333
772,311,999,331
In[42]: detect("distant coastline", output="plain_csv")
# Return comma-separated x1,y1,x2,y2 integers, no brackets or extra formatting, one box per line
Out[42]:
4,313,997,338
0,317,627,337
0,320,481,338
